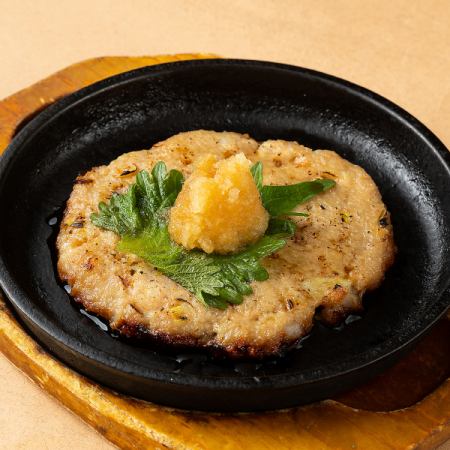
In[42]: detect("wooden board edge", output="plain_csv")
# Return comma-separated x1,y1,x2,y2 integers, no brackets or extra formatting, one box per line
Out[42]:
0,53,448,450
0,297,179,449
1,293,450,450
0,53,218,151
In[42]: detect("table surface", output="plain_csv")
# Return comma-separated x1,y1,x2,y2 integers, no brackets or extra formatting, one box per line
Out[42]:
0,1,449,449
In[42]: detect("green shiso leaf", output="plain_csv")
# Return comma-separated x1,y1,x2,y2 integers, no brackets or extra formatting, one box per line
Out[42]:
92,160,335,308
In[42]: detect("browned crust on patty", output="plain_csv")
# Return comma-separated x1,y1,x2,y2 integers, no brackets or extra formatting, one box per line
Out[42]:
56,130,395,358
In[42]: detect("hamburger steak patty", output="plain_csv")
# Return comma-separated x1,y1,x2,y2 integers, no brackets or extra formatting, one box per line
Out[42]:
57,130,395,357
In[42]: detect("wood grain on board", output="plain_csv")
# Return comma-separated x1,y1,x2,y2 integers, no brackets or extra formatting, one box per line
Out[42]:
0,54,449,450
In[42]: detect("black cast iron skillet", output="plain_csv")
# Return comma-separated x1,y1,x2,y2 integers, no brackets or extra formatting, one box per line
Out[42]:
0,59,449,412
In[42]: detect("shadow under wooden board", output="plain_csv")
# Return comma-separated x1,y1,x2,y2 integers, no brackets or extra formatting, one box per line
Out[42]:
0,54,449,450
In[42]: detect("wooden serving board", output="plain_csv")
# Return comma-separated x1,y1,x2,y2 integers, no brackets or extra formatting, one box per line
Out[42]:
0,54,449,450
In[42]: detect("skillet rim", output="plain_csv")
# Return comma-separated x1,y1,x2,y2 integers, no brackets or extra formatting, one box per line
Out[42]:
0,58,449,392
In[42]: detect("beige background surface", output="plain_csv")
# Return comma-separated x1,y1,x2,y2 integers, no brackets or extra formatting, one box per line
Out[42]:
0,0,449,449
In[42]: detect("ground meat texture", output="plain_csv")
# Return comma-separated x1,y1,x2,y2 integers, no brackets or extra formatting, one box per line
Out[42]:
56,130,395,358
